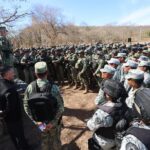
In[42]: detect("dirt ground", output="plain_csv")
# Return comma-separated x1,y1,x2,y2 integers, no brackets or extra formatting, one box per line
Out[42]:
61,86,97,150
0,86,98,150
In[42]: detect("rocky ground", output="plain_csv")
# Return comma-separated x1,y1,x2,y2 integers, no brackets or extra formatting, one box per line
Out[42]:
0,86,97,150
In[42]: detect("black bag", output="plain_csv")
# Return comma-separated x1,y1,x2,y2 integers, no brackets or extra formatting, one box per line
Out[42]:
88,137,101,150
134,88,150,120
126,127,150,150
0,79,13,119
28,81,57,122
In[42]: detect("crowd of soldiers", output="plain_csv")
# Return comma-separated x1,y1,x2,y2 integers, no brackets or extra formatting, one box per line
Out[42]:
1,42,150,150
12,43,150,92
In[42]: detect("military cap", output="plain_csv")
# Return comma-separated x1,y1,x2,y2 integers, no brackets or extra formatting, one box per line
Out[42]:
138,61,150,67
107,58,120,65
133,53,140,58
116,53,126,58
143,50,149,54
123,60,138,68
97,51,103,55
35,61,47,74
100,65,116,74
102,79,127,99
138,56,149,62
78,50,84,54
126,69,144,80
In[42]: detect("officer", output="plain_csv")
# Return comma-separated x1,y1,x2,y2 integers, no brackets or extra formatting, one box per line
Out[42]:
0,66,30,150
23,61,64,150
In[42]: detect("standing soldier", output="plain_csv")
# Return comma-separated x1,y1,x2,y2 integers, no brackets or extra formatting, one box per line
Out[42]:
75,50,89,94
23,62,64,150
52,49,64,85
67,47,78,88
20,50,31,84
0,66,30,150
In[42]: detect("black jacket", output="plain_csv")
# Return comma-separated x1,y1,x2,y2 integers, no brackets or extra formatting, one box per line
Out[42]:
0,79,22,122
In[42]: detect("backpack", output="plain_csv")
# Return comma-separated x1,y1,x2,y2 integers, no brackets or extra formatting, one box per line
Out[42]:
28,81,57,122
0,79,14,119
126,127,150,150
133,88,150,121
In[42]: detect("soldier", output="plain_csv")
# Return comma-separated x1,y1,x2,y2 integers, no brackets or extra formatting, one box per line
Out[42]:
23,62,64,150
114,53,127,82
125,69,144,109
107,58,120,69
120,88,150,150
75,50,89,94
93,51,106,87
87,80,128,150
94,65,116,106
52,49,64,85
65,47,78,87
138,61,150,88
0,66,30,150
21,51,32,84
122,60,138,91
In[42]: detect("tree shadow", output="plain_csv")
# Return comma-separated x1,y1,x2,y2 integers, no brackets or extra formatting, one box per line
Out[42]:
64,107,95,122
62,127,88,150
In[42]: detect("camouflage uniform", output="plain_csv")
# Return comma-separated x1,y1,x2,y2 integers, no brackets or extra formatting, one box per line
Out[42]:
67,52,78,87
23,78,64,150
94,80,106,105
87,102,116,149
52,53,64,85
120,122,150,150
21,53,34,84
75,53,89,93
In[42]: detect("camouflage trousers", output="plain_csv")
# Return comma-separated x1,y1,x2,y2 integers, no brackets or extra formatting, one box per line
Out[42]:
78,72,89,89
41,124,62,150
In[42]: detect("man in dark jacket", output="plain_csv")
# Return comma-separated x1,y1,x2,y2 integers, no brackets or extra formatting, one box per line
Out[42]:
0,66,30,150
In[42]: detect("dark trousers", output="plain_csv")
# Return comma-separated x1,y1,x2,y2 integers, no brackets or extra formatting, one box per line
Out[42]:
5,121,29,150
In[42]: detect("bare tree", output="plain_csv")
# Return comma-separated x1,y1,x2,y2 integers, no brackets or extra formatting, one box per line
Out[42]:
32,5,67,45
0,6,29,27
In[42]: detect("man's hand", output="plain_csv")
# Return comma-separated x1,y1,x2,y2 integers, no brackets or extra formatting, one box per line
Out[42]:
45,123,53,130
36,122,42,126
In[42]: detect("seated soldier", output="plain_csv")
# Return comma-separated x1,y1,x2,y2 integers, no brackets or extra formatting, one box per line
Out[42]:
120,88,150,150
87,79,128,150
95,65,116,106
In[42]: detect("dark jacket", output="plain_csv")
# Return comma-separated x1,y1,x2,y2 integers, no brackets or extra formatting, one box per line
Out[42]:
0,79,22,122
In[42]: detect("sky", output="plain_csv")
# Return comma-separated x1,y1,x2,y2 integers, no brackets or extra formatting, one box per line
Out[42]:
1,0,150,29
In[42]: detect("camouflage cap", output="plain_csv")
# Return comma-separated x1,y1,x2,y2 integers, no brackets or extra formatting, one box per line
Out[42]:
126,69,144,80
35,61,47,74
133,53,140,58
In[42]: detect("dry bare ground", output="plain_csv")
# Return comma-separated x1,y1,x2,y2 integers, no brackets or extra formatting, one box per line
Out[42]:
0,86,97,150
61,86,97,150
